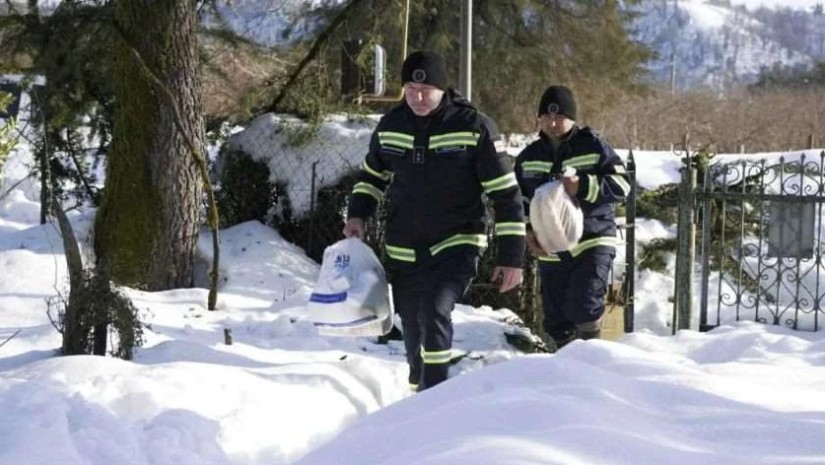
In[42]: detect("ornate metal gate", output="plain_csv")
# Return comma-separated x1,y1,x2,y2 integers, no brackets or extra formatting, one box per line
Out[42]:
695,151,825,332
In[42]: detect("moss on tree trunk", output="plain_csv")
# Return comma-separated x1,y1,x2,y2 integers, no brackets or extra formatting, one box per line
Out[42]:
95,0,204,290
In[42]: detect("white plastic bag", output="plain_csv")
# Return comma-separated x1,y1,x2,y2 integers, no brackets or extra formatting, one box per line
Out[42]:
306,238,393,337
529,178,584,254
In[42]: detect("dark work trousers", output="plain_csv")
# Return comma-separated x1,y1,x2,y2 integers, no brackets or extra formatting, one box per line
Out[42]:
538,248,614,343
389,246,479,391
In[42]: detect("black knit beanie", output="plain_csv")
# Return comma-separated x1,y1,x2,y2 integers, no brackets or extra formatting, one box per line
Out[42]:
537,85,577,121
401,51,448,90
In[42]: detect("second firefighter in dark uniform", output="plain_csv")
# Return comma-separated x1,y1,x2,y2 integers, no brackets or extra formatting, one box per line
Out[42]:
515,85,630,348
343,51,525,391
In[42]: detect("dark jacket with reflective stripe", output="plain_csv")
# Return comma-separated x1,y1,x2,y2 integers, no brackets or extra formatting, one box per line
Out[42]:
514,126,630,256
347,90,525,267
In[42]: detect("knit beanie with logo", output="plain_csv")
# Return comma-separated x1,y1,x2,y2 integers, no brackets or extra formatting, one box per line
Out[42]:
401,51,448,90
537,85,577,121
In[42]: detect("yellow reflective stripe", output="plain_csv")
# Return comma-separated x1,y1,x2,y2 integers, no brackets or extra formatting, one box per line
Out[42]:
381,141,414,150
429,131,478,141
378,131,415,149
495,222,527,236
614,164,627,174
563,153,599,169
386,245,416,262
378,131,414,142
585,174,599,203
538,237,617,257
352,182,383,201
481,172,518,194
421,348,452,364
429,233,488,256
430,140,478,149
429,131,481,149
429,132,480,149
361,160,391,181
429,132,480,143
610,174,631,196
522,161,553,173
409,383,419,392
570,237,618,256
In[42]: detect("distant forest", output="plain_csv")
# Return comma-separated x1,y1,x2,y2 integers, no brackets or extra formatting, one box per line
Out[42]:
0,0,823,152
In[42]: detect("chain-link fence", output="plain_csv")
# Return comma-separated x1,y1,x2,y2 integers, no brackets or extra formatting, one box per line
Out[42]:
215,115,373,261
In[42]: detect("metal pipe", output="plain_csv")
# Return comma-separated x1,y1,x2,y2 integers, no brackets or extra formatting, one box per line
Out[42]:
459,0,472,100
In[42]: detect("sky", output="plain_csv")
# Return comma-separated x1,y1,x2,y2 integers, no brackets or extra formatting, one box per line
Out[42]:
0,112,824,465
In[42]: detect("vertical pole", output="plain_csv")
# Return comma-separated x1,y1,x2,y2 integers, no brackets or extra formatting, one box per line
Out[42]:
309,161,319,255
686,164,697,329
669,51,677,96
459,0,472,100
624,150,637,333
340,39,364,100
673,134,696,332
698,165,713,331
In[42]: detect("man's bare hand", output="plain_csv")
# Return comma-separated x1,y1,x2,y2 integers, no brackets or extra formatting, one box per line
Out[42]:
491,266,523,293
561,174,579,197
526,230,547,257
342,218,365,239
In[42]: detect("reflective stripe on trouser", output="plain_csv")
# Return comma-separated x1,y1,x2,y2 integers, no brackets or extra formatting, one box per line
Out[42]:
538,248,614,337
390,246,479,390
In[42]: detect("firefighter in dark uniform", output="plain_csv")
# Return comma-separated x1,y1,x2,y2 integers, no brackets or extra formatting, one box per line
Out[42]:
514,85,630,348
343,51,525,391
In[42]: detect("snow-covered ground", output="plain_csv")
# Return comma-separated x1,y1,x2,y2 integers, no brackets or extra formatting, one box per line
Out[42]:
1,118,824,465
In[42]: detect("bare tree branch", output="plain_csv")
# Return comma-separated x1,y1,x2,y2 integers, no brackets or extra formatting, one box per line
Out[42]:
0,329,21,349
0,169,35,204
261,0,366,114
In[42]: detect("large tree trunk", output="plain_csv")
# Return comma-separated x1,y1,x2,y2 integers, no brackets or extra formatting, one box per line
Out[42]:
95,0,204,290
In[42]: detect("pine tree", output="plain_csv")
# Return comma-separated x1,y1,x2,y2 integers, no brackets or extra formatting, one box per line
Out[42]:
307,0,651,131
94,0,205,290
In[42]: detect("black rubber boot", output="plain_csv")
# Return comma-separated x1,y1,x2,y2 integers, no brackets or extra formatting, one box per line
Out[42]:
547,328,578,349
575,319,603,341
578,329,601,340
376,325,403,344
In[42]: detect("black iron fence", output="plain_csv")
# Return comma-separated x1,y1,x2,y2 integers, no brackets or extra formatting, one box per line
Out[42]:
675,150,825,332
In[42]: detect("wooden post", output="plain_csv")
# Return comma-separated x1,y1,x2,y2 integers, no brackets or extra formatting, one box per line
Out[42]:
673,134,697,333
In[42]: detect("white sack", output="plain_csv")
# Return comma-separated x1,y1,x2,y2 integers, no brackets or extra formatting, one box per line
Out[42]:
307,238,393,337
529,179,584,253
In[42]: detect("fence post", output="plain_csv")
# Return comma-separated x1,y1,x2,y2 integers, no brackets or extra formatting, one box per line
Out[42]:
698,162,714,332
308,161,319,255
673,135,697,333
624,150,637,333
